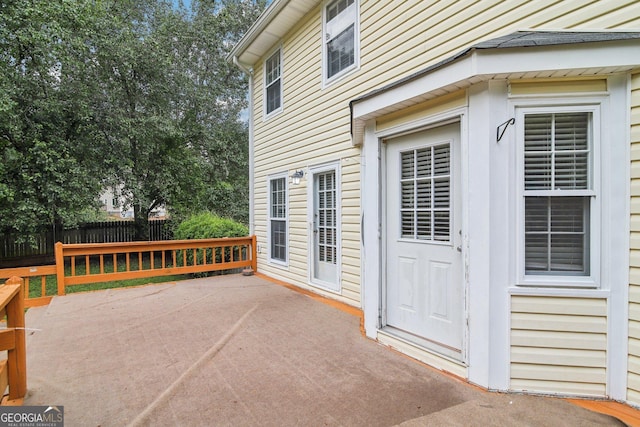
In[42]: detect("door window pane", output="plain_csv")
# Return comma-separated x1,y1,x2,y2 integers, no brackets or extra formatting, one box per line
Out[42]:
400,143,451,242
316,171,337,264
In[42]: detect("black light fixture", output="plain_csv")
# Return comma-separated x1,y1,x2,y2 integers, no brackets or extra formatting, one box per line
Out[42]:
291,170,304,185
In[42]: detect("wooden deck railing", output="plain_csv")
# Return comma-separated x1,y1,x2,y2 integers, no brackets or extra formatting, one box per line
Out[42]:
0,265,57,308
0,237,257,307
55,236,257,295
0,277,27,403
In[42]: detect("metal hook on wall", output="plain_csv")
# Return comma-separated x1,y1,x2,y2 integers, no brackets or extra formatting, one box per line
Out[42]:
496,118,515,143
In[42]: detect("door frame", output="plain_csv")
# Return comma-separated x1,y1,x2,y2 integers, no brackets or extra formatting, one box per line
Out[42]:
370,108,469,364
307,161,342,293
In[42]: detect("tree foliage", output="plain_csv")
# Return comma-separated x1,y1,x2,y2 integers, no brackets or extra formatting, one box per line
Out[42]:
0,0,264,241
0,0,107,238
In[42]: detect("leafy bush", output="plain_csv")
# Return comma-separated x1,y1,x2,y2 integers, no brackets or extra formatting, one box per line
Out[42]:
174,213,249,273
174,212,248,240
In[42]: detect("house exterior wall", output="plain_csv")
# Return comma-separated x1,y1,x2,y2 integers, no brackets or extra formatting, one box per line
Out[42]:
242,0,639,404
510,296,608,396
629,71,640,405
250,0,638,307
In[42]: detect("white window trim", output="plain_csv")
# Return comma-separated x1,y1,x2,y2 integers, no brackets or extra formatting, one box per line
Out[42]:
306,161,342,293
263,47,283,120
513,99,604,288
267,172,289,267
321,0,360,88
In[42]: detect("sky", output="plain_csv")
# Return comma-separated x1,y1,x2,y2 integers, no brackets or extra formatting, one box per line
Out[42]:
172,0,192,10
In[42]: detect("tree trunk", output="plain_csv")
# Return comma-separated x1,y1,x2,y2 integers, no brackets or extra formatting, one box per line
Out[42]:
133,203,149,241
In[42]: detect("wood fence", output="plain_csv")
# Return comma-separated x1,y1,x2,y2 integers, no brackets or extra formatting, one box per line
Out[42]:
0,276,27,404
0,237,257,308
0,220,172,267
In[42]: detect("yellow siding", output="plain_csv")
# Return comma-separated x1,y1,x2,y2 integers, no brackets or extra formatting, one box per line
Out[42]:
376,90,467,132
509,78,607,96
629,71,640,406
251,0,638,306
511,296,607,396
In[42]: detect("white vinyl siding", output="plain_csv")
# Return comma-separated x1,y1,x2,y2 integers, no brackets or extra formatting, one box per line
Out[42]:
629,71,640,406
264,49,282,117
511,296,607,396
250,0,636,307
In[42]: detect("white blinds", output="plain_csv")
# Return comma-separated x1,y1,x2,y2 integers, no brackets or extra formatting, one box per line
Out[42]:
401,143,450,241
317,171,337,264
524,113,589,191
523,112,591,275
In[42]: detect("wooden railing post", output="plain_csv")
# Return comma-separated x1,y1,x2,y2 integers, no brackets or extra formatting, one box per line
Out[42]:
251,235,257,273
5,276,26,400
55,242,65,296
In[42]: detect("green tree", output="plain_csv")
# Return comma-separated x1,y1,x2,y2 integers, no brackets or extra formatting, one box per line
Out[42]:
0,0,107,241
91,0,263,238
1,0,265,242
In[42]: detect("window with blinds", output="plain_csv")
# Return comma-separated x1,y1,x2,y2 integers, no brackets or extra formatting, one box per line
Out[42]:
265,50,281,115
523,112,591,275
316,171,337,264
400,143,451,242
324,0,358,83
269,177,287,263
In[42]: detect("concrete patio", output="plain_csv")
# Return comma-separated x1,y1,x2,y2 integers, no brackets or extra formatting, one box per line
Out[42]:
22,274,624,426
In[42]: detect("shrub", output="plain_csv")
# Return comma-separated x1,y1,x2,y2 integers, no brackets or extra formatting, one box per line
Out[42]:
174,213,249,273
174,212,248,240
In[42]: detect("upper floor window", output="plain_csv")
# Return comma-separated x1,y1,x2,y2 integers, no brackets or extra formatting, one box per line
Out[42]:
264,49,282,117
323,0,359,86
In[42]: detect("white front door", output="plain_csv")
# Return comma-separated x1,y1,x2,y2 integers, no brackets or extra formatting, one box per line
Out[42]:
311,166,340,292
385,123,464,359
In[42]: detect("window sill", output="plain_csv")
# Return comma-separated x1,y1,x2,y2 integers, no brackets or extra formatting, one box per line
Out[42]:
517,274,598,289
263,108,283,122
322,64,359,90
267,259,289,269
509,286,609,298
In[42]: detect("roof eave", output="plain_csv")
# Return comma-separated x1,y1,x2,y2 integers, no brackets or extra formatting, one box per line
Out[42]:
227,0,321,67
351,37,640,146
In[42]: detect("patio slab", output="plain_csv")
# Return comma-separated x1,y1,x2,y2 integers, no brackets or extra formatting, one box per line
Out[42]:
23,275,623,426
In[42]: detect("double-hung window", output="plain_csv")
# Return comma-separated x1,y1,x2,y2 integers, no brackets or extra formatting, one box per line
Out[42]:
323,0,359,85
264,49,282,117
520,105,599,285
268,175,288,264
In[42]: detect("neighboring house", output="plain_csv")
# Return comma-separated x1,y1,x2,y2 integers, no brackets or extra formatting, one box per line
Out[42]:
100,186,133,218
99,186,166,219
229,0,640,404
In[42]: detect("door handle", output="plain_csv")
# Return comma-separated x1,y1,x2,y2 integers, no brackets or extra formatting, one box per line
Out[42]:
456,245,462,252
